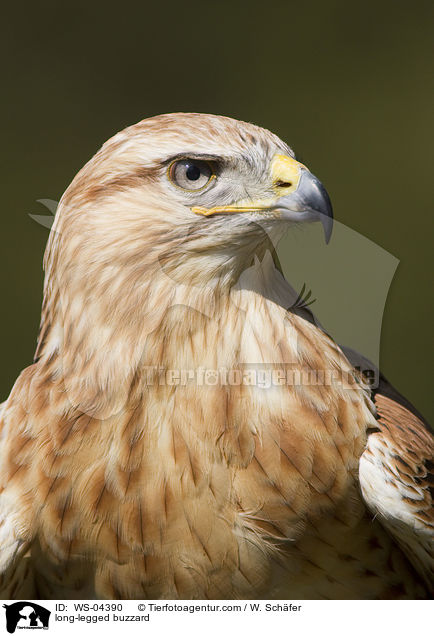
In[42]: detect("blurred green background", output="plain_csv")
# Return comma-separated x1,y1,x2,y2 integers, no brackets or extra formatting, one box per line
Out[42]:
1,0,433,422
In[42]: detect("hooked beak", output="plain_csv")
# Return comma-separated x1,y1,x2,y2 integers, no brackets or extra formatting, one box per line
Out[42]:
273,167,334,243
193,154,334,243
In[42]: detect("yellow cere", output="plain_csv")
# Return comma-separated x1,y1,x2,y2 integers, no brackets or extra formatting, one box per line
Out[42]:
192,153,306,217
270,154,305,195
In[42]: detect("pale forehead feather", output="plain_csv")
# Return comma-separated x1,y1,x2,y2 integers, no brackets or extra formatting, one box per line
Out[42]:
98,113,293,168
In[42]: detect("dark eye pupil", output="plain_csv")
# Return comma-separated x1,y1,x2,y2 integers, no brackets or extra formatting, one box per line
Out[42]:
186,164,201,181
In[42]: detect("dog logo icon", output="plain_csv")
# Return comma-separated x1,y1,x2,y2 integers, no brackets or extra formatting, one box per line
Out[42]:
2,603,51,633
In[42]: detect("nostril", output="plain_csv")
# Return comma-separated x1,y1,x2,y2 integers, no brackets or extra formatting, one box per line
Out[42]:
275,180,293,189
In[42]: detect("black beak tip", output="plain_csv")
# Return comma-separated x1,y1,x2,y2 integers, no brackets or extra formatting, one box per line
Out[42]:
322,213,333,244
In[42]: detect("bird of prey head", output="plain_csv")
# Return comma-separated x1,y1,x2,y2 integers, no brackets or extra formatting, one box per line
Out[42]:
47,113,332,281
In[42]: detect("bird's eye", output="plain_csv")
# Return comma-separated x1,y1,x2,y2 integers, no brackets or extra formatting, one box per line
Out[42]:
168,159,214,191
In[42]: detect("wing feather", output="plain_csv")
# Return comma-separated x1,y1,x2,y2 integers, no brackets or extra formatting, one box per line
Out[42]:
359,390,434,592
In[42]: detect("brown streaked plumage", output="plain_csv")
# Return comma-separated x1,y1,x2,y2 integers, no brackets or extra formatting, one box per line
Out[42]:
0,113,432,599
